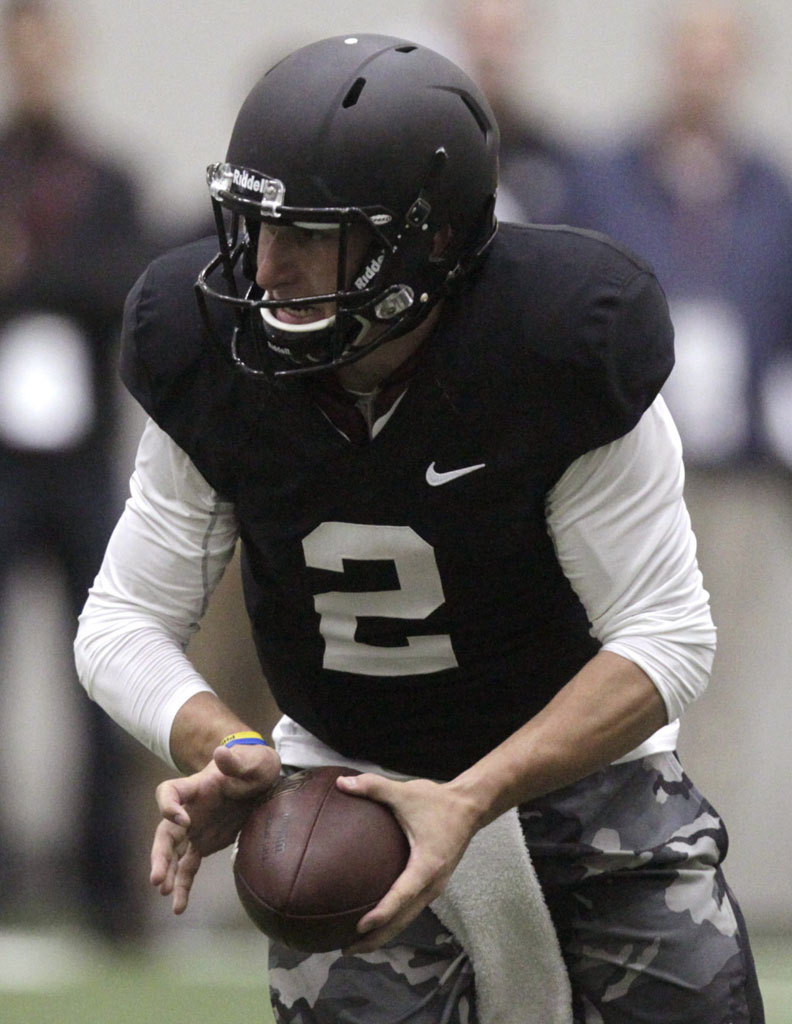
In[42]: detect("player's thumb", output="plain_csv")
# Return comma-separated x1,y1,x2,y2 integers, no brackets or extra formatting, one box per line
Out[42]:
337,771,394,805
214,741,280,792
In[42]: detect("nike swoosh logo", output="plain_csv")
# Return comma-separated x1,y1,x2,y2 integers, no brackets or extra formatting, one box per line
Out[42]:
426,461,486,486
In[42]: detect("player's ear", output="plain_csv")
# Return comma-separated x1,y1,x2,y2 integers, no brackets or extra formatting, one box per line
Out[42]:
431,225,454,258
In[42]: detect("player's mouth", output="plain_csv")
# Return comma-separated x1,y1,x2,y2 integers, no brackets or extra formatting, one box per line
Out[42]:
272,299,334,325
278,305,320,323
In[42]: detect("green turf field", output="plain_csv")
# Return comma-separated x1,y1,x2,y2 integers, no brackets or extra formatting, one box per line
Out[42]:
0,927,789,1023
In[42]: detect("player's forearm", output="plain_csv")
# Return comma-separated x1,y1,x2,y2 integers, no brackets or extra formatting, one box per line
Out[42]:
75,417,243,769
169,690,261,774
449,650,668,829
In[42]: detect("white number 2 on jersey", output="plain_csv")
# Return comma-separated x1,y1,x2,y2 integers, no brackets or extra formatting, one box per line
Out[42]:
302,522,458,676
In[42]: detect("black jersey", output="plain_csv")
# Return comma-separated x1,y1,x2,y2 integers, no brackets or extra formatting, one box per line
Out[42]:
120,223,673,779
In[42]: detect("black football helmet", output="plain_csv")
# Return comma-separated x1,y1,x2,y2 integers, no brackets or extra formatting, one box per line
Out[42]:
196,33,499,379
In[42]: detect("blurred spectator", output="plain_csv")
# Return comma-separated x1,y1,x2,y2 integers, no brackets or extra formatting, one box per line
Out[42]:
573,0,792,921
575,0,792,469
0,0,151,940
450,0,584,225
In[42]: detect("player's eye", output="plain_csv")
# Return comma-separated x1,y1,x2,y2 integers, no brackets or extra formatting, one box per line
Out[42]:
256,224,337,246
295,226,339,244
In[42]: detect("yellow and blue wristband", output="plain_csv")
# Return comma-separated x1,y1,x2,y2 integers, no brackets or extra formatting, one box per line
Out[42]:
221,730,268,748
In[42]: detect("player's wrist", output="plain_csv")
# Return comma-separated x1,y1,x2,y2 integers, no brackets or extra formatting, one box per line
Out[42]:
220,730,268,748
443,771,496,833
170,694,266,773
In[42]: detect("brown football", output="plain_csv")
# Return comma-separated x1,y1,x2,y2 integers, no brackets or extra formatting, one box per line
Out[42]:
233,765,410,952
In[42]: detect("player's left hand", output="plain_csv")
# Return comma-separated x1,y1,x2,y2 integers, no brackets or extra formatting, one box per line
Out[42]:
335,772,482,953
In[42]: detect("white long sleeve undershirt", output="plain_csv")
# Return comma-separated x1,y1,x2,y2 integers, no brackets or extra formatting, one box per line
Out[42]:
74,395,714,771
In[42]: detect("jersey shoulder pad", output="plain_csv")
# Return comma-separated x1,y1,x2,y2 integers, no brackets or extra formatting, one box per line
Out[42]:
449,224,674,459
119,236,223,417
118,237,261,496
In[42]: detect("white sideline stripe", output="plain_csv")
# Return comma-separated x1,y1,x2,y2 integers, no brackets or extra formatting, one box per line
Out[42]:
759,977,792,998
0,926,269,991
0,931,92,990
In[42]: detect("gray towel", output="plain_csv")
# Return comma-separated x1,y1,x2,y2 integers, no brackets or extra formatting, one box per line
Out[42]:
432,808,573,1024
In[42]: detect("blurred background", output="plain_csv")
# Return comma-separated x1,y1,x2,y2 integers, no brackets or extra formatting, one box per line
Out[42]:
0,1,790,1020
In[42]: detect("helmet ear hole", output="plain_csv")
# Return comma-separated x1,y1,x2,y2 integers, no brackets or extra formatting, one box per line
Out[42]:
430,225,454,261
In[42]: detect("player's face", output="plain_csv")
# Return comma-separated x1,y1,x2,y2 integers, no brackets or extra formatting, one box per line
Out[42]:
254,223,371,325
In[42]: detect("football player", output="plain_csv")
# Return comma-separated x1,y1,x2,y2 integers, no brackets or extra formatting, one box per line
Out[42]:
75,34,764,1023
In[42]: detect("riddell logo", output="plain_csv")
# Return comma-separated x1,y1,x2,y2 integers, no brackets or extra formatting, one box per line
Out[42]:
233,168,271,195
355,252,385,290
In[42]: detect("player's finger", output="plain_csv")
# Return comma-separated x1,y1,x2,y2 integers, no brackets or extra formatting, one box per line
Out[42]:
213,741,281,791
335,770,394,804
150,848,170,889
150,832,173,887
154,779,191,826
350,852,448,951
157,854,178,897
150,819,186,888
171,844,203,914
346,881,438,953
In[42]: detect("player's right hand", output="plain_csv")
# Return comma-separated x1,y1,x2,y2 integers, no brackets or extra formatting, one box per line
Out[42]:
150,741,281,914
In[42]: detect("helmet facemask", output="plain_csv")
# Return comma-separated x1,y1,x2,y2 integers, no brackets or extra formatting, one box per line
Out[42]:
196,155,480,380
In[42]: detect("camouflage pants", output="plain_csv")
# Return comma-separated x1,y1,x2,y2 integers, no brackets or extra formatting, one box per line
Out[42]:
268,753,764,1023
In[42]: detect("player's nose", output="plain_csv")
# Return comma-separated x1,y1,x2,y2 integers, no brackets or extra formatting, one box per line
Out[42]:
255,228,296,291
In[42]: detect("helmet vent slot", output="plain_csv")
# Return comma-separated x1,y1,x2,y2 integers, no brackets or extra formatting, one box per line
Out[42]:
458,92,491,139
342,77,367,108
395,45,417,53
